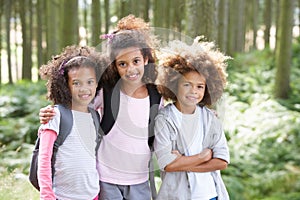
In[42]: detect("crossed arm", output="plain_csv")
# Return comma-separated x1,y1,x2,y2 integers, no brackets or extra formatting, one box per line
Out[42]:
165,149,228,172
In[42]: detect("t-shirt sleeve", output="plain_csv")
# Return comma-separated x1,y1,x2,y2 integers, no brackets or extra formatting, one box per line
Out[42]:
210,117,230,164
39,107,61,135
89,89,104,119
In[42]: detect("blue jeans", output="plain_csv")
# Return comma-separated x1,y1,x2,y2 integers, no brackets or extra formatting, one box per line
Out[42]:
210,197,218,200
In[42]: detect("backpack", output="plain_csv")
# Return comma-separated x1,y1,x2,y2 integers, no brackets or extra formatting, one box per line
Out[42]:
29,104,101,191
100,83,161,199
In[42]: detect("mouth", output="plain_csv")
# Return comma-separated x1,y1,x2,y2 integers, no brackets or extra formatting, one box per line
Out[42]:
186,96,199,101
126,73,140,80
79,94,92,99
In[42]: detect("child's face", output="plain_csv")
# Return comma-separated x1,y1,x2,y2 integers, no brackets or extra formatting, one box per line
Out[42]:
115,47,148,87
68,66,98,112
175,71,206,114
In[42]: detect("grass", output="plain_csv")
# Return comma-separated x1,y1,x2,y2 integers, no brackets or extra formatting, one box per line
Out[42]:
0,170,39,200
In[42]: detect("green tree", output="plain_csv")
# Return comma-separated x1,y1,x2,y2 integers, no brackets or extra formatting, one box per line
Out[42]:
36,0,45,71
91,0,101,46
20,0,33,80
264,0,272,48
217,0,229,52
186,0,217,41
61,0,79,47
274,0,294,99
104,0,109,33
5,0,13,84
46,0,60,59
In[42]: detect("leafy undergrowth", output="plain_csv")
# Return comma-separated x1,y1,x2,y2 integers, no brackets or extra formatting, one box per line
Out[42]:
221,47,300,200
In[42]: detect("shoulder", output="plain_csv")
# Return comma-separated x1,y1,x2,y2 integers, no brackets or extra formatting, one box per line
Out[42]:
157,103,173,117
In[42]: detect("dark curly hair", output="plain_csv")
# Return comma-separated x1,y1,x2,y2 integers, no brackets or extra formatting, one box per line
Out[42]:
39,45,108,108
156,40,230,106
99,15,159,88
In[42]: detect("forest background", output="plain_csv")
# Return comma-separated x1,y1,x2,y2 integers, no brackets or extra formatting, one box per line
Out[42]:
0,0,300,199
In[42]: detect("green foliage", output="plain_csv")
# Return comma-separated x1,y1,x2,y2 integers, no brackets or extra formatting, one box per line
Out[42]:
222,46,300,199
0,80,49,175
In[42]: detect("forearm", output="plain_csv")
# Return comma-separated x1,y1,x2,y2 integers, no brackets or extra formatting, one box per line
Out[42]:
186,158,228,173
165,150,211,172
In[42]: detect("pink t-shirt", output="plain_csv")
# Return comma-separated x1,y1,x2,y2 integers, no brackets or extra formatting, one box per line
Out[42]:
97,91,151,185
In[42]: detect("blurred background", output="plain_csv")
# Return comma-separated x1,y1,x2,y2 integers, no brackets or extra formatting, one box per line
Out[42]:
0,0,300,199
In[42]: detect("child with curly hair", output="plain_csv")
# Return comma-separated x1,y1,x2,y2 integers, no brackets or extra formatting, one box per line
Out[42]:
96,14,162,200
38,45,105,200
154,40,230,200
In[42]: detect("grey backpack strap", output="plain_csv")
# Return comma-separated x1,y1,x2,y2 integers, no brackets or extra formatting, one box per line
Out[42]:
55,105,73,147
51,105,73,177
88,107,102,156
149,151,157,200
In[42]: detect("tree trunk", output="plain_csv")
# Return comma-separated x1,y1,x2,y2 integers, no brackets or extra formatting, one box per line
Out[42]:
119,0,130,19
251,0,259,50
13,4,19,79
274,0,294,99
235,0,246,52
91,0,101,46
217,0,229,52
186,0,217,41
227,0,237,55
0,1,4,84
61,0,79,47
36,0,44,75
104,0,109,33
5,0,13,84
143,0,150,21
264,0,272,48
83,0,88,44
46,0,60,58
20,0,33,81
274,0,280,53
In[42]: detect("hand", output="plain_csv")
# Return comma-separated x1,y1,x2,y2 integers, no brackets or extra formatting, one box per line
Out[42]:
39,105,55,124
171,150,182,158
198,148,213,163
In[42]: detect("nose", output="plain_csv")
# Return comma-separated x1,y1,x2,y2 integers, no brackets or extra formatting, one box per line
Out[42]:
127,63,136,72
79,84,90,92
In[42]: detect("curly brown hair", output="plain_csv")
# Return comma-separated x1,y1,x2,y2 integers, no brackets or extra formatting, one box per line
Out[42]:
99,15,159,88
39,45,108,108
156,40,230,106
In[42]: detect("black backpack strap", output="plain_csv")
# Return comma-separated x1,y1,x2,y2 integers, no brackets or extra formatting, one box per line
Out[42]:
100,83,121,135
146,84,161,150
146,84,161,200
51,105,73,177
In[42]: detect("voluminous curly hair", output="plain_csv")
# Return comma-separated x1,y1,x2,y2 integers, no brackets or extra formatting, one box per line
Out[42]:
39,45,108,108
156,39,230,106
99,15,159,88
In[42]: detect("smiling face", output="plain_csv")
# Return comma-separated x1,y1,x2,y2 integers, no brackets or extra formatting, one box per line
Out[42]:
115,47,148,87
68,66,97,112
175,71,206,114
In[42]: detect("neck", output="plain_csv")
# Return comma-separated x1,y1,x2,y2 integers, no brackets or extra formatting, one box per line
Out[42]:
121,82,147,98
71,105,89,113
174,102,196,114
